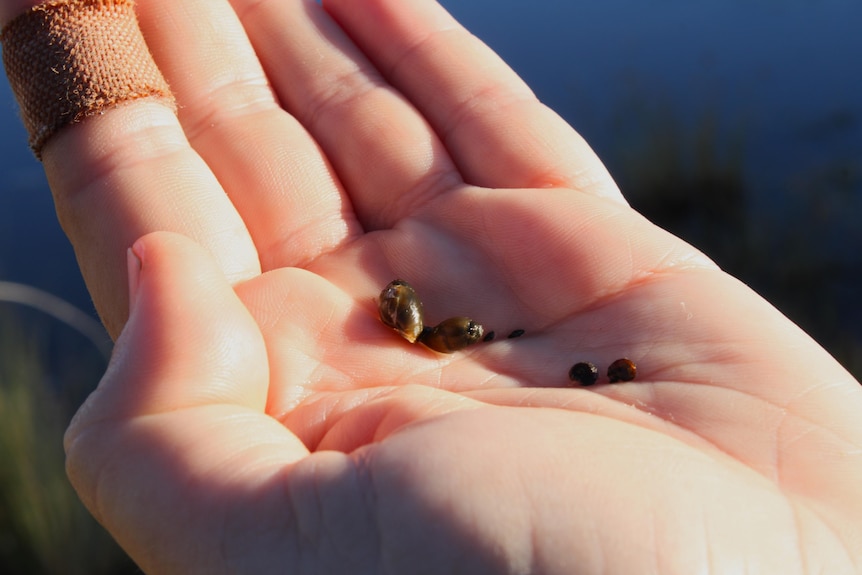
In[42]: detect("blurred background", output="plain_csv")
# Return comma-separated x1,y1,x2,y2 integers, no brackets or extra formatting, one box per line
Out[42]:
1,0,860,572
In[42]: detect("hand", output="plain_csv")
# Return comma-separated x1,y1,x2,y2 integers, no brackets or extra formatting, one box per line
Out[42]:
4,0,861,573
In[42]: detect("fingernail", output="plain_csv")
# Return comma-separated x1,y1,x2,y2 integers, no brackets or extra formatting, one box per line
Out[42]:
127,243,143,315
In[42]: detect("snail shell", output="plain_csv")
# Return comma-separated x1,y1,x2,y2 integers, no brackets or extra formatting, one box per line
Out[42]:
607,358,637,383
418,317,484,354
568,361,599,386
378,279,424,343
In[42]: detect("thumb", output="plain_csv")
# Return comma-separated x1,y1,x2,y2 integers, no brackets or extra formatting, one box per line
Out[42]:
70,230,269,420
64,231,308,573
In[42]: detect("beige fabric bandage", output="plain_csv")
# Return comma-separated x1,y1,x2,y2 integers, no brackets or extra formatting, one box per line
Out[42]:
1,0,176,158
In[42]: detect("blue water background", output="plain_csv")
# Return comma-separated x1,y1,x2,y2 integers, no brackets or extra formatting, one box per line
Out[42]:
1,0,860,369
443,0,861,217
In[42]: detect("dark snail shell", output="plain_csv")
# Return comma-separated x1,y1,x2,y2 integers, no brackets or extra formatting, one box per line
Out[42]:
378,279,424,343
568,362,599,386
418,316,485,354
607,358,637,383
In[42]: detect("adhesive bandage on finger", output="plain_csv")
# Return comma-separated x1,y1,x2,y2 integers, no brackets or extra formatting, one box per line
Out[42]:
1,0,176,158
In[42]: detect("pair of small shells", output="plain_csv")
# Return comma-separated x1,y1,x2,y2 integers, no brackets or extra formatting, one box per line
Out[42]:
568,359,637,386
378,280,485,353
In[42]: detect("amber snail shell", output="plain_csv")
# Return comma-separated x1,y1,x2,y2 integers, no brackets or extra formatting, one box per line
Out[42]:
378,279,484,353
418,317,484,353
378,279,424,343
607,358,637,383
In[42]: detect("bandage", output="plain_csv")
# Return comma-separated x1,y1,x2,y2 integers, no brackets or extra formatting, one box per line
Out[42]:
1,0,176,158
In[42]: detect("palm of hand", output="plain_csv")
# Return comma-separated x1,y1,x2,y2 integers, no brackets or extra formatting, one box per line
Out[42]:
247,181,704,447
182,175,857,572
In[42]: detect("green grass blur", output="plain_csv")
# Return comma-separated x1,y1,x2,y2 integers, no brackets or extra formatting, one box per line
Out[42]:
0,304,136,574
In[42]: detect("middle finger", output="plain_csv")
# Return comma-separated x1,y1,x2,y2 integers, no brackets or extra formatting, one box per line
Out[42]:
229,0,462,231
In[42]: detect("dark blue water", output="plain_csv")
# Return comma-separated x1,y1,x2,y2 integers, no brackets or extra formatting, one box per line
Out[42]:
1,0,860,371
0,78,94,313
442,0,862,208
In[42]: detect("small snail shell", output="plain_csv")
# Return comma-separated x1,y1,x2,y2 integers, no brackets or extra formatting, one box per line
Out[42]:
418,317,484,354
378,279,424,343
568,362,599,386
607,358,637,383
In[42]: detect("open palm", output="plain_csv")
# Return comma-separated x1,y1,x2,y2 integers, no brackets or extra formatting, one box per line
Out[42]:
4,0,858,572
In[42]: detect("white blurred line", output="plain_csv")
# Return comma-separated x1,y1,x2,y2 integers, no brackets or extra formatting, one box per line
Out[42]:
0,281,112,359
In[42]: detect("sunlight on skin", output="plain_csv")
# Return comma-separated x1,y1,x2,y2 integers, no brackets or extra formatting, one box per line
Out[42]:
2,0,861,573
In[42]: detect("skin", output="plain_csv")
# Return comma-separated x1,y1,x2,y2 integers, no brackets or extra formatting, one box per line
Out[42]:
2,0,862,573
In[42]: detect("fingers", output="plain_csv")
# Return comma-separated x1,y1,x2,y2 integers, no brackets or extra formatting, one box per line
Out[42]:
228,0,461,230
64,231,309,573
323,0,625,201
3,0,627,340
137,0,361,270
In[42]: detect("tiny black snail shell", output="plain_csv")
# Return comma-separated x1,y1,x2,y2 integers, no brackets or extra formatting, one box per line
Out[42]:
378,279,424,343
568,362,599,386
378,279,485,353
